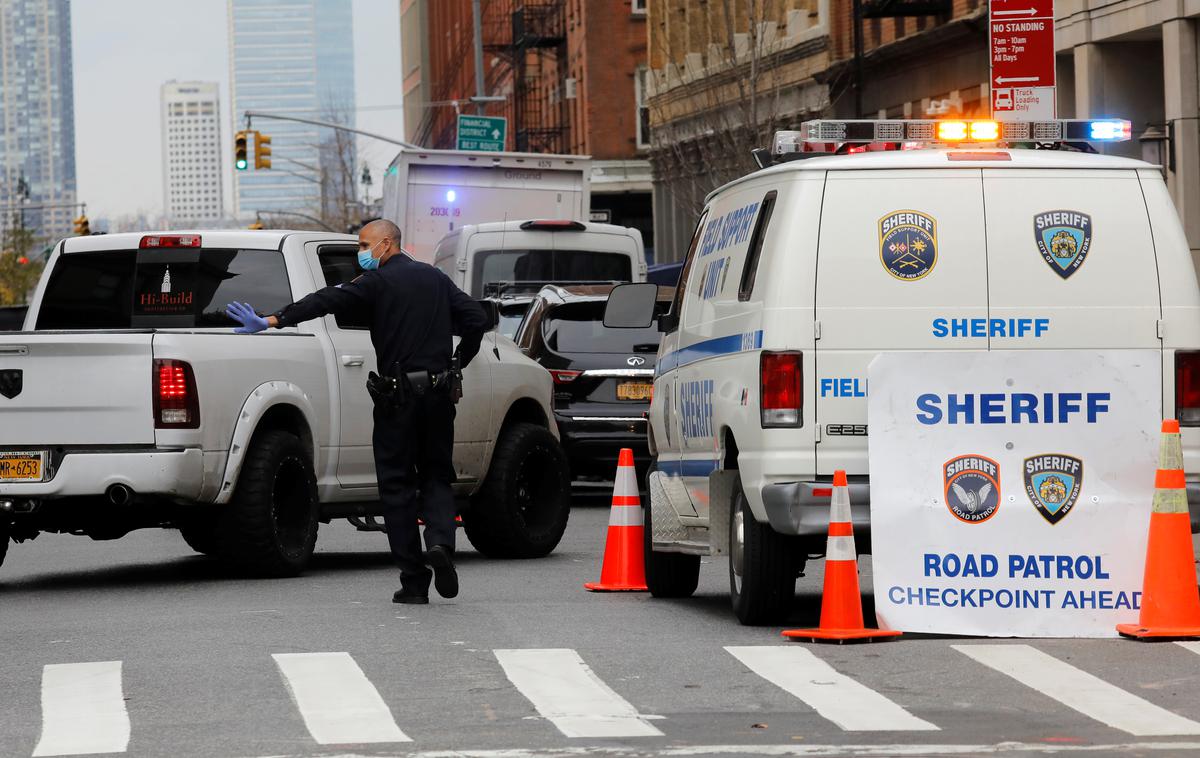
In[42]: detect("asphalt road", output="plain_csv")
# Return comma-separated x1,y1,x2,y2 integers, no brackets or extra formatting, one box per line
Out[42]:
3,499,1200,758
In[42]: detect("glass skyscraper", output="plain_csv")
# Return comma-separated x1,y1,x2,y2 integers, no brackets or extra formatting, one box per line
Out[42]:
0,0,77,243
228,0,355,218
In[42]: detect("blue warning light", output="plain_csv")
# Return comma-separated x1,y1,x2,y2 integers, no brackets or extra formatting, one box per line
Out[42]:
446,190,457,203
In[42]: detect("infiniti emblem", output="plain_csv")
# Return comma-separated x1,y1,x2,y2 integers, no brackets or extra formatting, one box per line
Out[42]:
626,356,646,367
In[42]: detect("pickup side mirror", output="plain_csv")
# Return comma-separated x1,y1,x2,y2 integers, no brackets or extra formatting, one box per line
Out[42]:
603,283,658,329
477,299,500,331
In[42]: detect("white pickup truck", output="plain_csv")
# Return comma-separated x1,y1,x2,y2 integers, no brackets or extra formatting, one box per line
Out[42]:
0,231,571,575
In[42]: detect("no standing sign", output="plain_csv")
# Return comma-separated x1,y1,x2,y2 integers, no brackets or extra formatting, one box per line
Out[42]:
990,0,1055,120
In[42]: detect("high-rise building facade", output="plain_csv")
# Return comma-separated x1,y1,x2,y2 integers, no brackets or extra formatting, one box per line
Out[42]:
0,0,77,243
227,0,355,218
161,81,224,224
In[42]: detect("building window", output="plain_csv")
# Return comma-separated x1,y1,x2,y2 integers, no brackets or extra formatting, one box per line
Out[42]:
631,0,647,14
635,65,650,149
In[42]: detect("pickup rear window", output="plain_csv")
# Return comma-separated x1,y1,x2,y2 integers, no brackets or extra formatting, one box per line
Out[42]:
36,249,293,330
472,249,632,297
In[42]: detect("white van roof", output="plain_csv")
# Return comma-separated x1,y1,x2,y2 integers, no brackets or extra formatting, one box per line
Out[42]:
707,148,1156,203
464,220,638,236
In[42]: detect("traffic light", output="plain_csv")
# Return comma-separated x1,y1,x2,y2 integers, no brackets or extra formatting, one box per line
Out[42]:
254,132,272,169
73,214,90,235
234,131,249,171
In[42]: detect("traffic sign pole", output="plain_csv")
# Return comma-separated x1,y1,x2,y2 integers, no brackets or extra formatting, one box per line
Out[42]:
989,0,1056,121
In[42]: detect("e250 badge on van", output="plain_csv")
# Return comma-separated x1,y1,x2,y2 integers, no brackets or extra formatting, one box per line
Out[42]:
1024,454,1083,525
879,210,937,281
944,455,1001,524
1034,210,1091,279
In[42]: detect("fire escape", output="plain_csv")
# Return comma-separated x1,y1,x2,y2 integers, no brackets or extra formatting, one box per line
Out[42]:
508,1,568,154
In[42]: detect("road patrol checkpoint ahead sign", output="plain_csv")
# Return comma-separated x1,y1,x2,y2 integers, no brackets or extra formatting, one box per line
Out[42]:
989,0,1055,121
456,114,507,152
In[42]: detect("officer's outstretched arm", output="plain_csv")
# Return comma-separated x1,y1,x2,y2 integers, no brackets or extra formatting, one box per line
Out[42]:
272,276,376,328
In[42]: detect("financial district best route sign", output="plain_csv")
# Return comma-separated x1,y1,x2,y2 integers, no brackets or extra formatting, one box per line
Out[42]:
990,0,1055,120
456,114,507,152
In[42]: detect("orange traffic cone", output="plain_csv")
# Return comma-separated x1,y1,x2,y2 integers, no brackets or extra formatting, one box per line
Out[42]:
782,470,901,643
585,448,648,592
1117,419,1200,639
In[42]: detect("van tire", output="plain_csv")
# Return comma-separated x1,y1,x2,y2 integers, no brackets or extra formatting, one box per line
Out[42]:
464,422,570,558
217,430,319,577
729,478,799,625
644,468,700,598
179,521,219,556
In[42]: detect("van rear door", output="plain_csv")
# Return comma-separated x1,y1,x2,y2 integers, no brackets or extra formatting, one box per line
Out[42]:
981,168,1161,352
815,169,989,475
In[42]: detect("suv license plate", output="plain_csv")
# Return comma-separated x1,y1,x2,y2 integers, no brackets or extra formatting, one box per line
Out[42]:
0,451,45,482
616,381,653,401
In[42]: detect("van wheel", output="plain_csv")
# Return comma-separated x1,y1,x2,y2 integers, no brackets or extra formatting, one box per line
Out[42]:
644,467,700,597
179,520,219,556
464,423,570,558
218,430,319,577
729,478,801,625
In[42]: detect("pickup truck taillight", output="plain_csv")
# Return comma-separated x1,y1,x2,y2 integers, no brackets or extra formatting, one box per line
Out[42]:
1176,351,1200,426
154,359,200,429
761,351,802,428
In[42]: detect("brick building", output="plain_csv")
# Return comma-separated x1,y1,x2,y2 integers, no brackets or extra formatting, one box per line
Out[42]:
400,0,654,257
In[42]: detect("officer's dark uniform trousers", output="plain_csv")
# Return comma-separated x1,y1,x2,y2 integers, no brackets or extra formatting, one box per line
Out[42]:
271,253,487,591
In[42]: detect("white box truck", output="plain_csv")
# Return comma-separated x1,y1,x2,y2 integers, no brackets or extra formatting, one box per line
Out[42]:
381,148,591,264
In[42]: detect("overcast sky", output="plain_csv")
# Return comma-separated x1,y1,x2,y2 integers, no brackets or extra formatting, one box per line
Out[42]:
71,0,404,222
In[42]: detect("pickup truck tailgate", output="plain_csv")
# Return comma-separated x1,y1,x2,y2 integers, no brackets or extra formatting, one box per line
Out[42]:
0,333,156,445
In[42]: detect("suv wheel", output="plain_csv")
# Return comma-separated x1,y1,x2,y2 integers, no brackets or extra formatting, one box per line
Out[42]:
464,422,570,558
218,430,319,577
644,467,700,597
729,477,802,625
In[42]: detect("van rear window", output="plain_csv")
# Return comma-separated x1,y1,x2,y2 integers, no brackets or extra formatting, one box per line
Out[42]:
36,249,292,330
472,249,632,297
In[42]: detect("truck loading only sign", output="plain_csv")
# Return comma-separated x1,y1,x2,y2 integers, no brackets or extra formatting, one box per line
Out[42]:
868,351,1160,637
990,0,1055,120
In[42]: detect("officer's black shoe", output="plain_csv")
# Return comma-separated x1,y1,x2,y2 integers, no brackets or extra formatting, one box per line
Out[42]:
427,545,459,599
392,588,429,604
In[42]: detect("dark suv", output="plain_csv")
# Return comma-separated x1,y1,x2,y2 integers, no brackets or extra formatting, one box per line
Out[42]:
514,284,670,479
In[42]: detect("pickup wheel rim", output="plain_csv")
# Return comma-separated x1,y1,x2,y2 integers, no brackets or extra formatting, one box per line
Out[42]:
272,455,312,552
513,442,561,530
731,506,746,594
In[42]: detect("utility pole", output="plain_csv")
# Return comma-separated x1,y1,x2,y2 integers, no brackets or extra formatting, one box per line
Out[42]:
473,0,487,115
853,0,864,118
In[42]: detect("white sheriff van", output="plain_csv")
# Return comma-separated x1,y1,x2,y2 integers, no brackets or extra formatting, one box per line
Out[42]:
605,119,1200,625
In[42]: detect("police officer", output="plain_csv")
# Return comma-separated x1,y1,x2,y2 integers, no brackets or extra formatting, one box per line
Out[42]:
225,219,488,604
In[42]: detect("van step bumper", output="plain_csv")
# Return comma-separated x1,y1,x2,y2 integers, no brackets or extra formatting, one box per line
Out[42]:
763,480,1200,539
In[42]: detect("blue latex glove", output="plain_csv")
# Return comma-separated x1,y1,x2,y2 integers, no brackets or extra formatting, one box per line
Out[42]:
226,302,270,334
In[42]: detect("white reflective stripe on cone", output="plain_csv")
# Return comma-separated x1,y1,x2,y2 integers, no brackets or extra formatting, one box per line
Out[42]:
613,466,640,499
826,534,856,561
830,486,852,523
609,505,644,527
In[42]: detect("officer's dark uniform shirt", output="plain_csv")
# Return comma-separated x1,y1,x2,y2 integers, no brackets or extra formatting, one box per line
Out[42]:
273,255,488,373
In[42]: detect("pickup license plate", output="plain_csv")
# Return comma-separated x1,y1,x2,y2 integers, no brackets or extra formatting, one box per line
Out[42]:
0,451,44,482
616,381,653,401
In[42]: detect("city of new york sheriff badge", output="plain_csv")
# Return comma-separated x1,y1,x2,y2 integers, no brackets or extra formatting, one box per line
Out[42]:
1034,210,1092,279
879,210,937,281
943,455,1001,523
1024,454,1084,525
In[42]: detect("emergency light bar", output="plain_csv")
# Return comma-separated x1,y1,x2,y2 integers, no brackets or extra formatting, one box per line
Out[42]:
775,119,1132,153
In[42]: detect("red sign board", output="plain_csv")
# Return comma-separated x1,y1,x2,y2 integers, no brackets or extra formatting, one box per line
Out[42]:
989,0,1055,119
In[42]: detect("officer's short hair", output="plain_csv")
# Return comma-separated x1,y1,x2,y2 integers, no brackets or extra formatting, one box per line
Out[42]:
362,218,402,246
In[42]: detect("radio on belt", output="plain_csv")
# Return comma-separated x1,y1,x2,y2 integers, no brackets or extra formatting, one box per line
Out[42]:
773,118,1133,153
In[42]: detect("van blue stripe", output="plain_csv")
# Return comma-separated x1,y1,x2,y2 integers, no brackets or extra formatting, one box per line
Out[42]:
657,330,763,374
657,459,720,477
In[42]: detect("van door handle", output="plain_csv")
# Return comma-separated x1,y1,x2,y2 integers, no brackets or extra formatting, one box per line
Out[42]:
341,355,365,367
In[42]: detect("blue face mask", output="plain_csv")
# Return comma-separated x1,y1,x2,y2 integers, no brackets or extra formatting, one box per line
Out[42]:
357,242,380,271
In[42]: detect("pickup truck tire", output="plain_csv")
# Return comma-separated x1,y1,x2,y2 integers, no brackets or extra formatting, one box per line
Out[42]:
217,430,319,577
179,522,219,556
463,422,570,559
643,467,700,598
729,478,801,625
0,523,8,569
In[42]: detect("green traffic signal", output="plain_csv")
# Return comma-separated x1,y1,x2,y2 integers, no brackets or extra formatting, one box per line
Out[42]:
234,131,249,171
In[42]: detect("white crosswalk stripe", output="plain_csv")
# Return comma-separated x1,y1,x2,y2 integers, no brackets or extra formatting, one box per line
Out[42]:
33,661,130,757
954,644,1200,736
726,646,938,732
1177,641,1200,657
272,652,411,745
494,648,663,738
